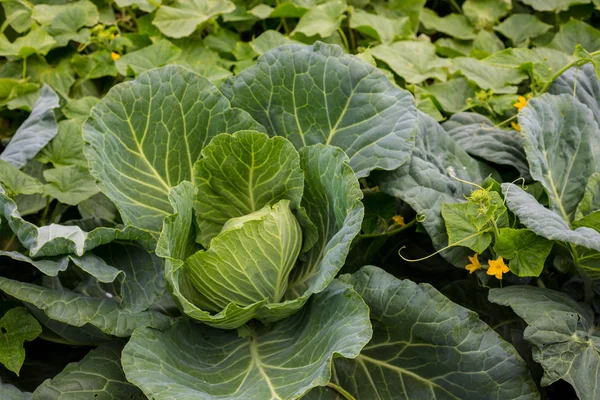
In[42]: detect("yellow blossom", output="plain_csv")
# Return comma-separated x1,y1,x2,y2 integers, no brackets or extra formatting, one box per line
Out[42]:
111,52,120,61
392,215,405,226
465,253,481,274
513,95,527,112
511,121,521,131
487,257,510,279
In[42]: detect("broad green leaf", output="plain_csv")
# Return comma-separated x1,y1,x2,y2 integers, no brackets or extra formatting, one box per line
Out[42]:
489,286,599,400
62,97,100,119
502,184,600,252
349,9,411,44
71,50,119,79
37,119,88,168
371,40,450,84
152,0,235,38
463,0,511,28
0,186,154,257
576,172,600,220
494,228,553,276
519,93,600,221
28,56,76,98
335,266,539,399
250,30,301,55
386,0,425,34
114,0,159,12
451,57,526,93
376,112,493,267
0,382,32,400
224,42,418,178
0,26,56,58
549,19,600,54
33,341,145,400
1,0,32,33
494,14,552,45
435,37,473,57
0,307,42,375
291,0,346,38
0,160,43,195
520,0,590,12
5,82,41,111
115,40,181,76
443,112,530,178
417,77,475,113
442,202,492,253
550,63,600,127
419,8,476,40
415,96,444,121
193,131,304,246
269,1,311,18
32,0,99,47
122,280,371,399
472,30,505,58
0,85,60,169
43,165,99,205
84,65,264,235
0,277,171,336
187,200,302,311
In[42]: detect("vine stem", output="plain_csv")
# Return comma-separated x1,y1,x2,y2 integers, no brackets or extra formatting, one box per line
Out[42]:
327,382,356,400
359,218,417,239
337,28,350,53
540,50,600,93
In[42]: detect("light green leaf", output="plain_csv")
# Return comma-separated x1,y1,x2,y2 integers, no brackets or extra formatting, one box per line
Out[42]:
250,30,301,55
71,50,119,79
187,200,302,311
502,184,600,252
0,160,43,195
194,131,304,246
442,202,492,253
494,14,552,45
451,57,526,93
114,0,159,12
0,277,171,337
385,0,424,34
376,112,493,266
84,65,264,235
549,19,600,53
519,93,600,220
371,40,450,84
1,0,32,33
335,266,540,399
152,0,235,38
415,96,444,121
115,40,181,76
520,0,590,12
33,341,145,400
472,30,505,58
62,97,100,119
489,286,600,400
0,26,56,58
43,165,99,205
291,0,346,38
32,0,99,47
122,280,372,400
0,186,154,257
0,307,42,375
443,112,530,178
418,77,475,113
1,85,60,169
463,0,511,28
494,228,553,276
419,8,476,40
224,42,418,178
576,172,600,220
37,119,88,168
349,9,411,44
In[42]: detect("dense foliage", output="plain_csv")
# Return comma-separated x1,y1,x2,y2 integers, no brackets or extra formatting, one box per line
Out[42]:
1,0,600,399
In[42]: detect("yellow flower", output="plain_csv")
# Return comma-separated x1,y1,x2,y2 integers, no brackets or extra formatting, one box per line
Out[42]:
513,95,527,112
392,215,405,226
487,257,510,279
511,121,521,131
111,52,120,61
465,253,481,274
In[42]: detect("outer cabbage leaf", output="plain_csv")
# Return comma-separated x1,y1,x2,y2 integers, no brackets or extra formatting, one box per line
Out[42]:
518,93,600,221
549,64,600,127
0,186,154,257
223,42,417,178
193,131,304,247
1,382,32,400
160,144,362,328
489,286,600,400
83,65,264,235
33,341,145,400
334,266,539,399
121,279,372,400
375,112,494,266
